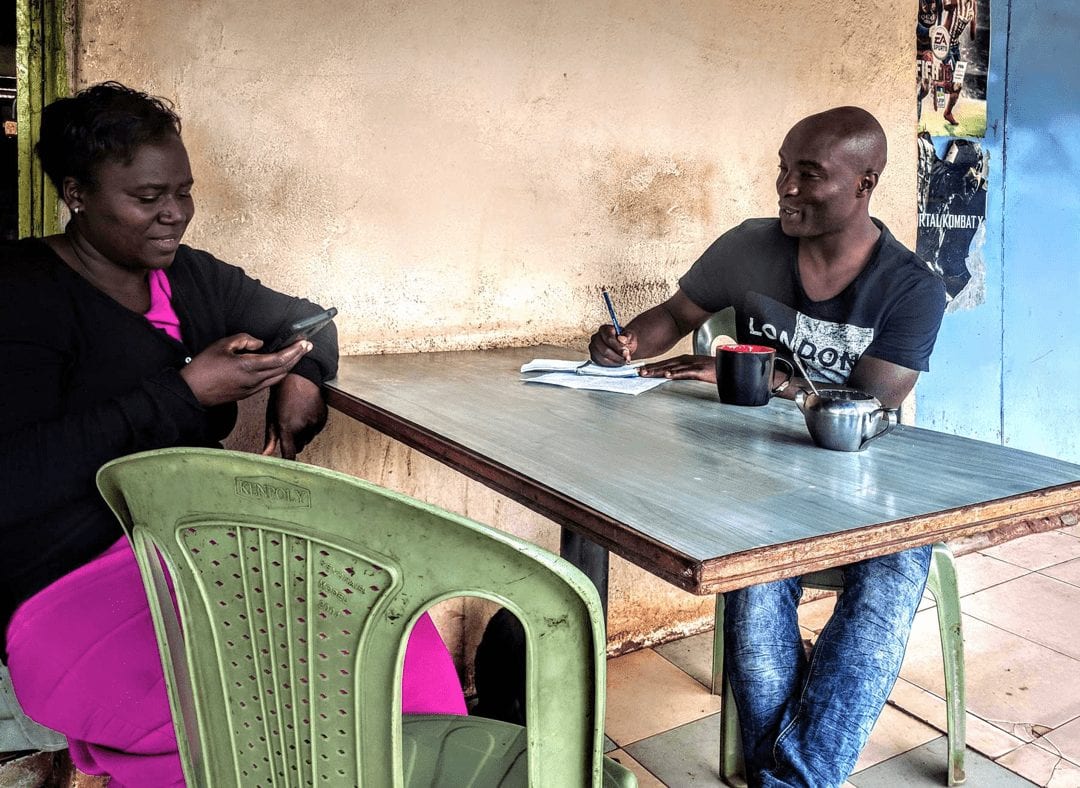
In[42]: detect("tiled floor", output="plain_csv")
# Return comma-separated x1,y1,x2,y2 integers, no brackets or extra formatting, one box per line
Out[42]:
603,523,1080,787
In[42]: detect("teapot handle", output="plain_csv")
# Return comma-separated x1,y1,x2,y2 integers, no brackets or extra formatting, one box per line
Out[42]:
861,408,899,448
795,387,809,413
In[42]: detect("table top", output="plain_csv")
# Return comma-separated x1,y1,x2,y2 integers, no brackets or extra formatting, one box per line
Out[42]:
326,345,1080,594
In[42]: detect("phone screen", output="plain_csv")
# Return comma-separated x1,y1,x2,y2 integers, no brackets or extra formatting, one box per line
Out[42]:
267,307,337,352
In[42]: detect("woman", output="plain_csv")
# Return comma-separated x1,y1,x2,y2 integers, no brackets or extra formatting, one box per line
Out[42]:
0,82,465,787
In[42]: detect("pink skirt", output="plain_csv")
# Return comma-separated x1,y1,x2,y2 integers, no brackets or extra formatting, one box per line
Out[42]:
6,537,466,787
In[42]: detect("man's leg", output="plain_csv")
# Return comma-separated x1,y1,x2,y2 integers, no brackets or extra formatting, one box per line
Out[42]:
943,49,962,125
722,576,807,775
762,546,933,788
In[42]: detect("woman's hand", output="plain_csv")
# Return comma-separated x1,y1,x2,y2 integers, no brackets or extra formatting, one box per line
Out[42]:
638,354,717,383
262,373,328,460
179,334,311,407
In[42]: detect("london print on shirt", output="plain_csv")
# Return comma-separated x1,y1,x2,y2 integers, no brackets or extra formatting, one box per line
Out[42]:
744,292,874,384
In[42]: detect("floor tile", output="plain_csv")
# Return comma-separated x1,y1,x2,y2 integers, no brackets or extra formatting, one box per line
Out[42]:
852,703,939,773
653,624,814,692
962,573,1080,660
1058,522,1080,539
900,613,1080,736
797,594,836,633
1040,557,1080,589
605,748,667,787
888,677,1028,758
997,741,1080,787
956,551,1030,597
654,631,714,690
980,530,1080,572
605,648,722,746
1036,714,1080,768
850,736,1036,786
623,713,723,786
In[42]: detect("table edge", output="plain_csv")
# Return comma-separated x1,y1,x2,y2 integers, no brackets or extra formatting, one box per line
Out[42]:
328,380,1080,595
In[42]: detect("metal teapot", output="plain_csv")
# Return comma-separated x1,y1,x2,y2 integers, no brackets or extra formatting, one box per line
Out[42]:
795,388,899,452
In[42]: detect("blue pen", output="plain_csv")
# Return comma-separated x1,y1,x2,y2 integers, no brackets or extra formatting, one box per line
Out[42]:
602,289,623,335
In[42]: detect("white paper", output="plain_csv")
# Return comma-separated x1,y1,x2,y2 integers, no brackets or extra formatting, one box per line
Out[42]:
520,358,643,377
519,358,585,373
575,361,643,378
522,372,668,396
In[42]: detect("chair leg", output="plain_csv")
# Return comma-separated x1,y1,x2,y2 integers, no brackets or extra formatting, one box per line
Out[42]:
714,594,747,787
711,594,724,696
927,543,966,786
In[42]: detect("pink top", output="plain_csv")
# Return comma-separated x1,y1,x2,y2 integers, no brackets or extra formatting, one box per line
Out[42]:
144,269,182,341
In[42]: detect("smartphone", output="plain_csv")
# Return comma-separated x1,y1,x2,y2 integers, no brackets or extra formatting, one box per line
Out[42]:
266,307,337,352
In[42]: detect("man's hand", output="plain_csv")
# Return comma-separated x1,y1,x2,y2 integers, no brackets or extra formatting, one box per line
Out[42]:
589,290,713,368
589,325,636,365
638,354,716,383
180,335,311,407
262,373,328,460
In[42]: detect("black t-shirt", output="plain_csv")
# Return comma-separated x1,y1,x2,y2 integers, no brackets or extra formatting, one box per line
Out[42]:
678,218,947,384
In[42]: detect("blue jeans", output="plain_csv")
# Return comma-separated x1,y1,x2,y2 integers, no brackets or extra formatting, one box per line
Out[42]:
723,545,932,788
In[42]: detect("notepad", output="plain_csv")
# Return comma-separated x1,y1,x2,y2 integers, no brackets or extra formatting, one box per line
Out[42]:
523,372,668,395
519,358,667,395
519,358,643,377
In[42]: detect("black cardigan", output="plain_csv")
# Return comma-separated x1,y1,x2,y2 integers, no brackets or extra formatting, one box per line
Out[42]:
0,239,339,655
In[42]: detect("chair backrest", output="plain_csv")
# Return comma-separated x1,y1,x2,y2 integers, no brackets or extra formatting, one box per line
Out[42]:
692,306,738,356
96,448,609,787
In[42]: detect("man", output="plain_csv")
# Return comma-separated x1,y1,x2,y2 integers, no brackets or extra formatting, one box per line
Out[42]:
590,107,946,787
939,0,978,125
916,0,944,121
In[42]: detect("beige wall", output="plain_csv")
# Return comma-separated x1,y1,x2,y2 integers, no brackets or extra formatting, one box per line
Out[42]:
74,0,917,671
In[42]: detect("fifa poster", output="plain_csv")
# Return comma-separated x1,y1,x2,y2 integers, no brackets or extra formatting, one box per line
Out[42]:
916,0,990,311
916,0,990,137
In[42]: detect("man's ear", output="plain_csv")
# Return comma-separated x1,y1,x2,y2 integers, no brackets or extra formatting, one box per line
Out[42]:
856,171,880,197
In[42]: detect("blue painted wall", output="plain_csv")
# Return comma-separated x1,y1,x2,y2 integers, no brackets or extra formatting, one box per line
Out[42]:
916,0,1080,463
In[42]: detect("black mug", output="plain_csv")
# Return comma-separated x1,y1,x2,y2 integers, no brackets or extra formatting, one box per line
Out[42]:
715,344,794,406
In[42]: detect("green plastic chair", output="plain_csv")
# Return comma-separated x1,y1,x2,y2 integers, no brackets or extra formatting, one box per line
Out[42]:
693,317,966,787
96,447,636,787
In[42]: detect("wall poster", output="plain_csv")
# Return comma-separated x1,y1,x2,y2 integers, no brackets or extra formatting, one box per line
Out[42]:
917,0,990,136
916,0,990,310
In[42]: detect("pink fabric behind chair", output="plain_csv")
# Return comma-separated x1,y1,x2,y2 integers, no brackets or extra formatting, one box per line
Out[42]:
6,537,466,788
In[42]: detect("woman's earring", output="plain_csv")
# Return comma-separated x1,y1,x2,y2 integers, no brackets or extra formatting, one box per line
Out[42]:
71,207,80,215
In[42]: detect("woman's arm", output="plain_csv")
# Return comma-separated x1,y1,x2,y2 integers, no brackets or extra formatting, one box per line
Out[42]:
0,338,212,526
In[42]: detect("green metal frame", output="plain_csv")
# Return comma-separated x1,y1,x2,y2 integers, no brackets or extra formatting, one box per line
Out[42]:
15,0,68,238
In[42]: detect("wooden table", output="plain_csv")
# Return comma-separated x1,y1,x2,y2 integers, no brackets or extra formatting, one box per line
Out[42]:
325,345,1080,597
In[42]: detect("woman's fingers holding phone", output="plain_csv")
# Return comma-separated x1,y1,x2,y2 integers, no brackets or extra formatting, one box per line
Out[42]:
180,334,312,406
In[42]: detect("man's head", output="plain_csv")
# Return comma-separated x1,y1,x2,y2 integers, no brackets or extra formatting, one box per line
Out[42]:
776,106,887,239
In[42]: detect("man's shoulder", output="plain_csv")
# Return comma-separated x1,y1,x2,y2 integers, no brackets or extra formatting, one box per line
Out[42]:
726,217,784,241
873,222,946,287
704,218,789,259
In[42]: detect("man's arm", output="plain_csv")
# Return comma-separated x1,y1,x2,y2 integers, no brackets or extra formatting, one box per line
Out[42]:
589,289,712,366
844,355,921,409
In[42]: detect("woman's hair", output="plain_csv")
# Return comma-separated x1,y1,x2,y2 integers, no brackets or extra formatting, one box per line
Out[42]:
35,81,182,192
